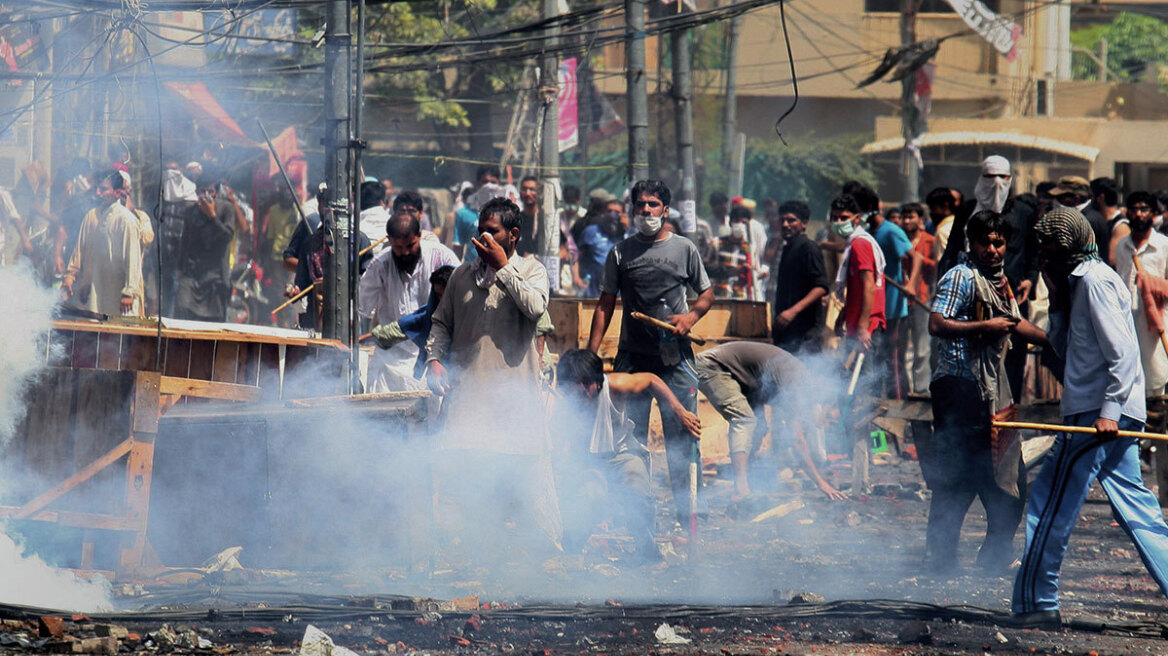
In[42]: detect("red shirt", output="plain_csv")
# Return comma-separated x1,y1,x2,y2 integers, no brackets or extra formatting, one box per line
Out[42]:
904,231,936,300
844,237,887,334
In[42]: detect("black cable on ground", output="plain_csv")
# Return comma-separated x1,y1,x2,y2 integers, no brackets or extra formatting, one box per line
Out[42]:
0,598,1164,638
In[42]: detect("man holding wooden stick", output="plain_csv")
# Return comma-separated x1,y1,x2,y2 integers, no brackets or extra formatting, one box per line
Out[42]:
1010,206,1168,628
925,210,1048,575
588,179,715,529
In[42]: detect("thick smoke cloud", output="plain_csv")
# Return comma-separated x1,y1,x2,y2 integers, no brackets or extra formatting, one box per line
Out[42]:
0,264,113,612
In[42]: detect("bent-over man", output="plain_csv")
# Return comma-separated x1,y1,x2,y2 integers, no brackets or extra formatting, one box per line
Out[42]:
554,349,701,562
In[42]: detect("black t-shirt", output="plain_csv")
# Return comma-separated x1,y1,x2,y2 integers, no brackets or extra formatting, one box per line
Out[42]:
772,232,828,340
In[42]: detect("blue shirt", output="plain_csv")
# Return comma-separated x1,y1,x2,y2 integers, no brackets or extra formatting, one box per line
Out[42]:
578,224,616,296
1052,258,1146,422
930,260,977,382
870,219,914,320
453,206,479,262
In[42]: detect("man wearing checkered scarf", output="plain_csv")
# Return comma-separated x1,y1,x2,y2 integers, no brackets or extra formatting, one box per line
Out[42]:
1010,206,1168,628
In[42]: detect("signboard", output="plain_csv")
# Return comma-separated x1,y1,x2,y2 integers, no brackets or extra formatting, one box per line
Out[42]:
943,0,1021,61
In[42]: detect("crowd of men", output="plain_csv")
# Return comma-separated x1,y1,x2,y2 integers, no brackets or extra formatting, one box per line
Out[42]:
9,152,1168,626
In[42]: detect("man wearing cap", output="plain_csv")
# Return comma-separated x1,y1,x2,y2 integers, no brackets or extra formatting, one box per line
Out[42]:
1011,206,1168,628
1048,176,1109,265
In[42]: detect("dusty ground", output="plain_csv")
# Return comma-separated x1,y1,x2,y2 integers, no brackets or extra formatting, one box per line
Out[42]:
3,445,1168,656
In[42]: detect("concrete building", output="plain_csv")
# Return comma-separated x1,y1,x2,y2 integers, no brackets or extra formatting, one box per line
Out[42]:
595,0,1168,199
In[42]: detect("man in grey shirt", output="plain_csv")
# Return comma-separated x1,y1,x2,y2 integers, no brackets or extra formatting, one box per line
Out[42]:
695,341,846,503
588,179,715,526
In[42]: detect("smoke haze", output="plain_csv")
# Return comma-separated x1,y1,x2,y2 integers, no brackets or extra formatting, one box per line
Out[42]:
0,264,113,612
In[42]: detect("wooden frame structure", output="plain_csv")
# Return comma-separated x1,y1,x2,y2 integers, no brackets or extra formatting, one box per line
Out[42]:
1,320,350,579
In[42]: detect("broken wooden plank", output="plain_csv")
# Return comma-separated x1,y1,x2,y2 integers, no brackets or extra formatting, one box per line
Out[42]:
750,499,804,523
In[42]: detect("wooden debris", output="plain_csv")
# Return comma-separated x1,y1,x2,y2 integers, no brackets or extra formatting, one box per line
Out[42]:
749,499,804,523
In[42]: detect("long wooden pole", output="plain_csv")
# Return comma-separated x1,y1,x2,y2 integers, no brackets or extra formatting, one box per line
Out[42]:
629,311,707,345
993,420,1168,442
270,235,389,318
1131,251,1168,356
884,274,930,309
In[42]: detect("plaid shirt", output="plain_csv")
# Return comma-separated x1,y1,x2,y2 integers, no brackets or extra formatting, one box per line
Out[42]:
931,260,977,381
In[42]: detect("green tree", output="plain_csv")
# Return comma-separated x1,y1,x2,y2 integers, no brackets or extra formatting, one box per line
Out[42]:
1071,12,1168,82
741,133,878,220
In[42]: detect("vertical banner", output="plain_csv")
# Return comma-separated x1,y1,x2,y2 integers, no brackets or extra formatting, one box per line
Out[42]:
558,57,579,153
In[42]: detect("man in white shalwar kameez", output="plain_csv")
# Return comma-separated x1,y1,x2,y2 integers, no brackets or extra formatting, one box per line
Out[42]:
426,197,561,553
62,170,143,317
360,210,459,392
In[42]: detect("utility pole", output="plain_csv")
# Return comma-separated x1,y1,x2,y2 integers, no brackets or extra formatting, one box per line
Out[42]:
538,0,562,291
626,0,649,183
900,0,921,201
721,12,740,187
323,0,354,347
671,25,697,234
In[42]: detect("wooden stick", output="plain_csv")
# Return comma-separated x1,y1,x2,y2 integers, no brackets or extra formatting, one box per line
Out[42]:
847,352,865,396
629,311,707,345
883,274,930,309
1131,251,1168,357
271,235,389,317
993,420,1168,442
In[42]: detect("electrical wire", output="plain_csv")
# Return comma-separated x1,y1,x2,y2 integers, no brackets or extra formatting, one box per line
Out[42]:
127,22,167,368
772,0,797,145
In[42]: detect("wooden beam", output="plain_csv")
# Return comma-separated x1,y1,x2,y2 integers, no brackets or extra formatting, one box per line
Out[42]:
13,438,133,519
159,376,262,402
285,390,431,407
0,507,140,531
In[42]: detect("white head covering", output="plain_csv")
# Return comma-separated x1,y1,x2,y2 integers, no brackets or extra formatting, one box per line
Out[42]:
974,155,1011,214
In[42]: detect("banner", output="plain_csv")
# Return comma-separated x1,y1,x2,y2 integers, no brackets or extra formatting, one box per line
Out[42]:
558,57,578,153
943,0,1021,61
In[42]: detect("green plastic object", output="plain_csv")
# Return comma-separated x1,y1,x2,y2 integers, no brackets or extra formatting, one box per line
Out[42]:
870,429,888,454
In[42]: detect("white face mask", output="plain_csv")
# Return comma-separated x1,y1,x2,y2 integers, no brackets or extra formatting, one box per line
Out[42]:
634,213,662,237
975,175,1011,213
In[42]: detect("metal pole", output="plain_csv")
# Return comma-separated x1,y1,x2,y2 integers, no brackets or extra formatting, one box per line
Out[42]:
539,0,562,291
626,0,649,183
323,0,353,345
721,12,740,176
900,0,921,201
672,25,697,234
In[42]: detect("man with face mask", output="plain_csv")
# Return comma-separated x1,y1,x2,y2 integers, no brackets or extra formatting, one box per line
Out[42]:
588,179,715,527
968,156,1040,405
576,200,624,297
1048,176,1109,265
1011,206,1168,629
361,210,460,392
829,193,886,495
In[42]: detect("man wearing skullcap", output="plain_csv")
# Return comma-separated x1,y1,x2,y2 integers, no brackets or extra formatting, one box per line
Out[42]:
1011,206,1168,628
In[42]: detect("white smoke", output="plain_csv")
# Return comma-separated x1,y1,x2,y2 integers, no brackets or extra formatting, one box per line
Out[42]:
0,532,112,612
0,264,57,449
0,263,113,612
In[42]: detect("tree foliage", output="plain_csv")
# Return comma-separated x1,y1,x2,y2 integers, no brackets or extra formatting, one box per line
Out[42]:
742,133,878,219
1071,12,1168,82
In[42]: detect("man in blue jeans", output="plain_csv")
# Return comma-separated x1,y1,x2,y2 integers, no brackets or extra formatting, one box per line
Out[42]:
588,179,715,527
1011,206,1168,628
